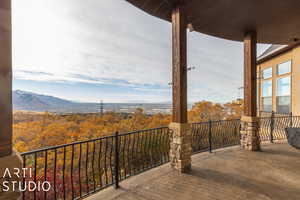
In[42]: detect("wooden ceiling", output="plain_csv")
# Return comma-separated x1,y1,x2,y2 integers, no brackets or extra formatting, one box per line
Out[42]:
126,0,300,44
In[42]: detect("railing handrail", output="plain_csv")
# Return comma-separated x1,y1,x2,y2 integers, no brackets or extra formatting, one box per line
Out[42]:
21,126,169,156
20,116,296,200
21,126,171,200
191,118,240,125
21,115,299,156
21,119,244,155
259,115,299,119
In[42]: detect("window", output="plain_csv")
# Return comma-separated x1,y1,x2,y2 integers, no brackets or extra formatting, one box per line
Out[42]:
262,97,272,112
262,80,272,112
262,67,272,79
277,61,291,75
277,76,291,113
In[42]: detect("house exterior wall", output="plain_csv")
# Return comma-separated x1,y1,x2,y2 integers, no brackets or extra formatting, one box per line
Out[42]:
257,46,300,116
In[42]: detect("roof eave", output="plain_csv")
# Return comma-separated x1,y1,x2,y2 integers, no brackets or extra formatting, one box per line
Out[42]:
257,42,300,65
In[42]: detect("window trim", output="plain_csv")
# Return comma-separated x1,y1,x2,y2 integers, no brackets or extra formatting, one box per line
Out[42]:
262,79,272,97
276,96,291,114
262,67,272,79
276,75,292,114
277,60,292,76
262,96,272,112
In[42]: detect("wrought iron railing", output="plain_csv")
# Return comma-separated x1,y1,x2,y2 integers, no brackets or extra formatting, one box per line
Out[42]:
20,116,297,200
20,127,170,200
260,111,292,117
191,119,241,153
259,116,300,142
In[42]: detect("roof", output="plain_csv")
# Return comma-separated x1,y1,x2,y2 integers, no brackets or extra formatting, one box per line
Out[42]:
257,42,300,64
126,0,300,44
258,45,287,60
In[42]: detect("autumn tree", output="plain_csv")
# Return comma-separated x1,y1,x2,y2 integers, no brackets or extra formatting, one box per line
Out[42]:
224,100,244,119
188,101,227,122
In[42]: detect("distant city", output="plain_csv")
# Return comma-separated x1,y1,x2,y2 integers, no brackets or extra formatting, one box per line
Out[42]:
13,90,194,114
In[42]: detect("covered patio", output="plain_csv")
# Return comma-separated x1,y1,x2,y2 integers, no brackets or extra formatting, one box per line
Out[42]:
1,0,300,199
87,143,300,200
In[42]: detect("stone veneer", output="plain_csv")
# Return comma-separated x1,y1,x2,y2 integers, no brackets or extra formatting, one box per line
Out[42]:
169,123,192,173
240,116,261,151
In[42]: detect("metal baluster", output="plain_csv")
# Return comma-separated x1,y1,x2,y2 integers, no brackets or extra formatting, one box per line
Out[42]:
44,150,48,200
104,138,108,185
131,132,136,175
146,130,151,169
143,131,147,168
122,135,127,177
63,147,66,200
270,111,275,143
71,145,75,199
22,155,26,200
34,153,37,200
209,120,212,153
136,132,141,172
140,131,145,170
149,130,154,167
153,130,159,166
92,141,96,192
158,128,163,164
86,142,89,193
109,138,113,184
165,128,170,161
79,143,82,197
98,140,103,188
114,132,120,189
127,134,131,176
54,149,57,200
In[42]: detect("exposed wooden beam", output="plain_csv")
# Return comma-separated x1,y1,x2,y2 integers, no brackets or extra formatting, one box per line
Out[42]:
244,31,257,117
172,3,187,123
0,0,12,157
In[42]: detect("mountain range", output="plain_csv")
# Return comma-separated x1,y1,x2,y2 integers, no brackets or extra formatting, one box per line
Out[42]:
12,90,172,113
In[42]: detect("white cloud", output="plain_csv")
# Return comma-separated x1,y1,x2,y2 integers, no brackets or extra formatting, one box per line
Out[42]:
12,0,269,103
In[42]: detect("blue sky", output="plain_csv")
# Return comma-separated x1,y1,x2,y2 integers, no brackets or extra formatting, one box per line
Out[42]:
12,0,269,103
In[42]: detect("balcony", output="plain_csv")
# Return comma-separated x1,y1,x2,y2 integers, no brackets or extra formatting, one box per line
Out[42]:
19,116,300,200
2,1,300,200
86,143,300,200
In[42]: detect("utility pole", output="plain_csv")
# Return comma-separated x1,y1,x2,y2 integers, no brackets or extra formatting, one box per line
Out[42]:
100,100,104,116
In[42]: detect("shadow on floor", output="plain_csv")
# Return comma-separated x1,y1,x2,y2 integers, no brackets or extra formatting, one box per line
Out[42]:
187,167,300,200
260,146,300,158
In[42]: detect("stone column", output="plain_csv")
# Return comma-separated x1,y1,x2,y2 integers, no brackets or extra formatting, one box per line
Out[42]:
241,31,260,151
169,123,192,172
169,2,192,173
240,116,260,151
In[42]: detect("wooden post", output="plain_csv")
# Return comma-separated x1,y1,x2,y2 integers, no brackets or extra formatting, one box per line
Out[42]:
241,31,260,151
172,3,187,123
244,31,257,117
169,3,191,173
0,0,12,157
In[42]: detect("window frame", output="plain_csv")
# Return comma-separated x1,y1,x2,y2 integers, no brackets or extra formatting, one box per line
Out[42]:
261,79,273,112
262,67,272,79
276,75,292,114
277,60,292,76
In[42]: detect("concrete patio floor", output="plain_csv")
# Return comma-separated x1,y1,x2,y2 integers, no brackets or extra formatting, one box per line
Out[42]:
86,143,300,200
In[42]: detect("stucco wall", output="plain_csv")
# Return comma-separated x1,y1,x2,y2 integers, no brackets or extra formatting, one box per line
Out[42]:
257,48,300,115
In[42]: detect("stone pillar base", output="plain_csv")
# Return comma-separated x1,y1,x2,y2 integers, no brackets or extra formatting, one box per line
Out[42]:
240,116,261,151
169,122,192,173
0,150,23,200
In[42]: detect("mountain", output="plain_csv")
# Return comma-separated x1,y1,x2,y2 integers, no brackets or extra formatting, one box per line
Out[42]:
12,90,172,114
13,90,85,112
